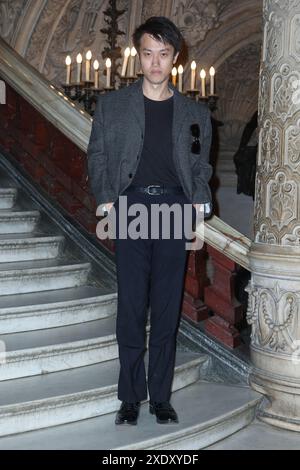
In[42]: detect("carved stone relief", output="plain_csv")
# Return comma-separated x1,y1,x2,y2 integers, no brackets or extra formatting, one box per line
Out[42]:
257,118,280,173
246,282,299,354
263,11,284,65
253,174,264,229
173,0,232,48
44,0,101,82
254,0,300,246
215,42,261,153
258,68,269,127
0,0,28,43
25,0,69,70
289,14,300,59
285,119,300,175
270,64,300,123
141,0,163,22
266,172,297,232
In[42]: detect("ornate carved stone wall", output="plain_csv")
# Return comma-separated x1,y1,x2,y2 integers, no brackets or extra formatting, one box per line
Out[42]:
44,0,129,83
0,0,29,44
26,0,131,83
25,0,72,74
173,0,232,48
216,42,261,153
141,0,164,20
254,0,300,246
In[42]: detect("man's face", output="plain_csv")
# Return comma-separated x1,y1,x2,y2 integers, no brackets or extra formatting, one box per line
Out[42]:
138,33,179,86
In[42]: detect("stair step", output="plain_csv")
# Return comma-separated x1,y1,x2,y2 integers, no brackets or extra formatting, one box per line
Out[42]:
0,210,40,233
0,287,117,333
0,258,91,295
0,235,65,262
0,382,261,449
206,419,300,450
0,352,206,437
0,317,118,380
0,188,17,209
0,232,55,240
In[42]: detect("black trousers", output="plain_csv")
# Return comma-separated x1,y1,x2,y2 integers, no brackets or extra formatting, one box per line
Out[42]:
113,188,195,403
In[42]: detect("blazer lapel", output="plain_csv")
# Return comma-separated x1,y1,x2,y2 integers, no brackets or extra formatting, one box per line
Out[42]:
170,83,189,146
128,78,145,134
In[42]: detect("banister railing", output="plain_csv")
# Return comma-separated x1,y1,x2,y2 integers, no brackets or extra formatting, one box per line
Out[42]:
0,36,252,348
197,217,251,270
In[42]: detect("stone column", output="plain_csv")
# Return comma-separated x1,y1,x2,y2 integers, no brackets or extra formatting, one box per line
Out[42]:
246,0,300,431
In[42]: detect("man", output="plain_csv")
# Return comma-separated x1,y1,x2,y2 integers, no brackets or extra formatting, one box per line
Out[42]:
87,16,212,426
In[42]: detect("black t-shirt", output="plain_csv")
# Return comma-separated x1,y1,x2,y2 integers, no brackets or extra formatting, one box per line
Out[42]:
130,94,181,187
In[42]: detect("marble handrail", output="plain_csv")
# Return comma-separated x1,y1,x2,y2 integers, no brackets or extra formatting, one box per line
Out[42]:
196,216,251,270
0,36,252,270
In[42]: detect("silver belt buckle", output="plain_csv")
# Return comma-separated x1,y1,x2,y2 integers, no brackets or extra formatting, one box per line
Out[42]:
146,185,162,195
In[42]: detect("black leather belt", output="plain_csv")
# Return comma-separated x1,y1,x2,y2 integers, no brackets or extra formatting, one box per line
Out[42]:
125,185,184,195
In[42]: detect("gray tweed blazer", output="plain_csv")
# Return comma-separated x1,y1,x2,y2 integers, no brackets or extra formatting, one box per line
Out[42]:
87,78,212,213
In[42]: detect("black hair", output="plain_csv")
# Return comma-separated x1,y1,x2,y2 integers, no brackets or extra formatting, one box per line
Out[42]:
132,16,183,55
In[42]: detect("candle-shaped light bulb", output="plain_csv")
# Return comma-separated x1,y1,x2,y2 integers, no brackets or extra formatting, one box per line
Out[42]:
191,61,196,90
121,47,131,77
106,58,112,88
178,64,183,93
129,47,137,76
93,59,99,89
76,53,82,83
209,66,215,95
171,67,177,87
85,50,92,81
65,55,71,85
200,69,206,97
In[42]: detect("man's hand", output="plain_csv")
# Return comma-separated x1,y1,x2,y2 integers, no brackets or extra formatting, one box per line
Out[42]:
102,202,114,215
193,203,205,213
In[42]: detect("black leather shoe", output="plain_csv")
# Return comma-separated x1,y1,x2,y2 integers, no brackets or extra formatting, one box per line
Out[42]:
115,401,140,425
149,401,179,424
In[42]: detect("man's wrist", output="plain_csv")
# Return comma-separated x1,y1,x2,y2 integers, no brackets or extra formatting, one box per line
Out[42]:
193,202,211,215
